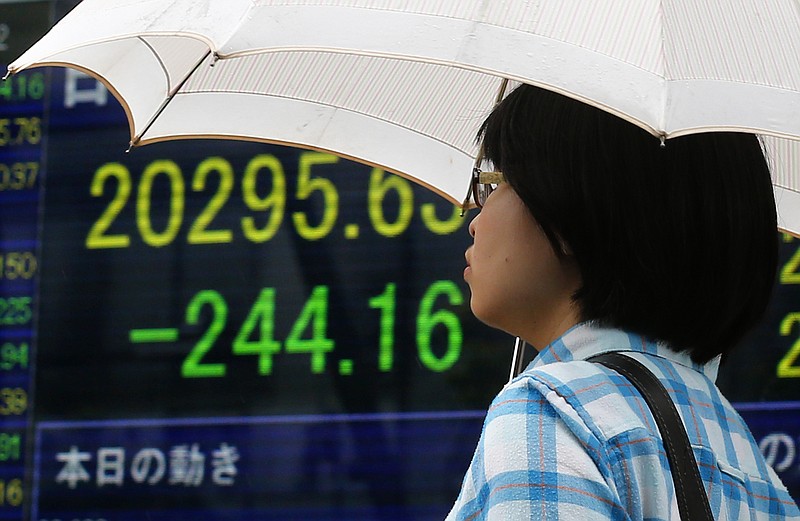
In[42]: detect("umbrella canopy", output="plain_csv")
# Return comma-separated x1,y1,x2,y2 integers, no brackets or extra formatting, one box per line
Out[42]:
8,0,800,234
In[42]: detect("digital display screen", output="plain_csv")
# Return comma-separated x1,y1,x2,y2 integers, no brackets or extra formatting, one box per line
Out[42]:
2,2,800,519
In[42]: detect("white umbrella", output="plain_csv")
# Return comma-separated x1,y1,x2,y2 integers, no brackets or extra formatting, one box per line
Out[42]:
7,0,800,234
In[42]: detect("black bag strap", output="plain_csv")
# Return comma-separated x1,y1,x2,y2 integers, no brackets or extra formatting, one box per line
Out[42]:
588,352,714,521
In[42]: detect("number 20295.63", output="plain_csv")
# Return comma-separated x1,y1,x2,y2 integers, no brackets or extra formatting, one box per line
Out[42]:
85,153,464,250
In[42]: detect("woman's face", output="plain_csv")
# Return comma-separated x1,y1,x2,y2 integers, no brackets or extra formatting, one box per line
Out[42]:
464,183,582,349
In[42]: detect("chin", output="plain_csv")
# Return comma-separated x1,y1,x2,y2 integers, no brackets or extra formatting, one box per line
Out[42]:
469,296,502,331
469,294,529,341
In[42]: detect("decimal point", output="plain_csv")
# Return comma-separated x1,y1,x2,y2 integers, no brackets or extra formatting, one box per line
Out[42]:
339,359,354,376
344,224,359,239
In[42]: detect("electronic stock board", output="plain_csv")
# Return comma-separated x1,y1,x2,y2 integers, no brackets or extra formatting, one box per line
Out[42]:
2,2,800,520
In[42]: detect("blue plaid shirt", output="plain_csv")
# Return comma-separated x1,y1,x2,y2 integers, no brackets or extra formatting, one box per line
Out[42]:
446,323,800,520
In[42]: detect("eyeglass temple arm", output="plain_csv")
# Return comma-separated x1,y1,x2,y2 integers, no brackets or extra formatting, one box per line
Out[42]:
478,171,504,184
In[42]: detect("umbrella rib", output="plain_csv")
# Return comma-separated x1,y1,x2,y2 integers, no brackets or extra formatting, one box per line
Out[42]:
128,48,212,151
157,88,478,154
138,36,171,92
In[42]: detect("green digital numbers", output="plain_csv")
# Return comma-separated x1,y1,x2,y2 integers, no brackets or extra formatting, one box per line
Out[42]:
368,283,396,372
284,285,335,374
182,290,228,378
417,281,463,372
0,343,27,371
182,285,337,378
232,288,281,375
0,71,44,102
0,433,21,461
164,280,465,378
0,297,32,326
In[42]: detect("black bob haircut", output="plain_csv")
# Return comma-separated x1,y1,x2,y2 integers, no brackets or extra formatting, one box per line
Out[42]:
479,84,778,364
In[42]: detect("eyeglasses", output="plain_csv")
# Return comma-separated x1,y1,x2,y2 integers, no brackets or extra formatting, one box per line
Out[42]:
471,168,505,208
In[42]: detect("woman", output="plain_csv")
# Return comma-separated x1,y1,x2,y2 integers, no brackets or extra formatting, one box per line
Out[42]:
448,84,800,520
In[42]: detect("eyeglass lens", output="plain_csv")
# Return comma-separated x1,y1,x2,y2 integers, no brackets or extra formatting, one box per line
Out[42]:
475,182,495,207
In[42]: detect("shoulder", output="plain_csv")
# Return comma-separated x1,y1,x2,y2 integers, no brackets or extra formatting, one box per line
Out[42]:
497,359,652,444
481,358,657,486
449,360,637,520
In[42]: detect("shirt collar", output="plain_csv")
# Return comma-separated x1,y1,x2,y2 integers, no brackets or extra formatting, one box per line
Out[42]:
528,322,720,381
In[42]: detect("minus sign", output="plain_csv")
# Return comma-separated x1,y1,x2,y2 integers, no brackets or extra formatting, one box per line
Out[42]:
129,328,179,343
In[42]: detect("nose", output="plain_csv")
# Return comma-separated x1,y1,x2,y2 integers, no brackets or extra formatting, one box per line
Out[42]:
468,212,479,238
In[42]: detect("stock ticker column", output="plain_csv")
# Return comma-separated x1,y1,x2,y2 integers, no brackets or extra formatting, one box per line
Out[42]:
717,233,800,494
0,2,50,520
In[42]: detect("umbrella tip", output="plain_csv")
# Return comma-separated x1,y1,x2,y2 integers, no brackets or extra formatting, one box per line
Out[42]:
126,135,143,153
2,69,12,81
659,134,666,148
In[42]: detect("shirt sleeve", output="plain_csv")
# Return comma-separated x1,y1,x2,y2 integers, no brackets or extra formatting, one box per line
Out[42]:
445,374,627,521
